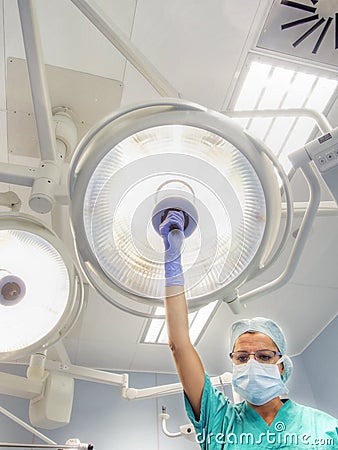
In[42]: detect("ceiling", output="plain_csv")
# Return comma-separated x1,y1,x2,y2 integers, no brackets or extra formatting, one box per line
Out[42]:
1,0,338,376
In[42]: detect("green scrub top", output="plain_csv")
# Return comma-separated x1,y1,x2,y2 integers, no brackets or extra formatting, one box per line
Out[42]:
185,373,338,449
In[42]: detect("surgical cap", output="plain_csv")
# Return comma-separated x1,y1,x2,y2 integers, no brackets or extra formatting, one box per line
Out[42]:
230,317,293,383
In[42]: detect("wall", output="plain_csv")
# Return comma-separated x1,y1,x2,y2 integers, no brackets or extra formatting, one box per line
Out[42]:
283,315,338,418
285,354,317,409
301,315,338,418
0,395,33,443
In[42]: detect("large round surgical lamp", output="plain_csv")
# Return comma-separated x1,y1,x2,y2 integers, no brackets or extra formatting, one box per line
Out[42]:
69,99,289,318
0,213,84,360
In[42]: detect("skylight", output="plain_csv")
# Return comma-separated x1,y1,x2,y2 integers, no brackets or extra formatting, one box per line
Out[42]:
230,57,338,172
141,301,218,345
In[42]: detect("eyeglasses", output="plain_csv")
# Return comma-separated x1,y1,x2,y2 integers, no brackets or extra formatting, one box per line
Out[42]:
229,350,282,365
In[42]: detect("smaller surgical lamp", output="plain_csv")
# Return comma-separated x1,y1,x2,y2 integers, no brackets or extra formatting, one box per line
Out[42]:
0,213,84,361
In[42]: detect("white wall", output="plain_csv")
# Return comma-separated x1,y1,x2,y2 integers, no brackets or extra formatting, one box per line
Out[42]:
0,395,32,442
301,315,338,418
285,315,338,418
286,354,317,408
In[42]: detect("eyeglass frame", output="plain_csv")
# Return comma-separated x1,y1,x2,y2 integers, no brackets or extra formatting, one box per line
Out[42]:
229,349,283,364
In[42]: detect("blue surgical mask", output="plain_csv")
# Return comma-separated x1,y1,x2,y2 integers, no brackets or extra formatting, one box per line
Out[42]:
232,358,288,406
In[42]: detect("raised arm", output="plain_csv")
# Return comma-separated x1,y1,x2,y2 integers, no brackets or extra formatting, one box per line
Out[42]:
159,211,205,419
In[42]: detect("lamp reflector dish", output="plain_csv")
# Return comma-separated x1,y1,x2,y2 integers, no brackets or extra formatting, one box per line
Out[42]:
70,100,282,314
0,214,83,360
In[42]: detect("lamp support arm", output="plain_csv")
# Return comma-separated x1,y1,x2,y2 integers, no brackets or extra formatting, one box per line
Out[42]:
70,0,180,98
17,0,58,162
224,108,333,134
0,363,234,401
44,362,234,400
42,360,127,387
0,162,37,186
0,372,43,399
159,409,182,438
13,2,79,213
236,154,321,307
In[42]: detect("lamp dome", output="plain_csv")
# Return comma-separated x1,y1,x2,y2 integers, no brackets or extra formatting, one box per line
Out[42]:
69,99,282,317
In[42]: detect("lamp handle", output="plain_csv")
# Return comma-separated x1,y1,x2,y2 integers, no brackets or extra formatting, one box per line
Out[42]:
155,179,196,204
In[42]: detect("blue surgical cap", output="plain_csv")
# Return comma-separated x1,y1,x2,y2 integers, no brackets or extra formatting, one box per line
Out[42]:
230,317,293,383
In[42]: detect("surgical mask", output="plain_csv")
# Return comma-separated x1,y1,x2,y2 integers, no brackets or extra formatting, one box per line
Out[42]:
232,358,288,406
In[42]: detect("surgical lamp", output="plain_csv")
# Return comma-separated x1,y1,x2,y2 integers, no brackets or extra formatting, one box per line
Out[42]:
69,99,292,318
0,213,83,361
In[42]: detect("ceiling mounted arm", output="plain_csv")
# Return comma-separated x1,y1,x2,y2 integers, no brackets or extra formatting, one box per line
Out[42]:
225,108,333,135
70,0,181,98
12,1,79,214
17,0,58,162
234,126,338,310
234,155,321,311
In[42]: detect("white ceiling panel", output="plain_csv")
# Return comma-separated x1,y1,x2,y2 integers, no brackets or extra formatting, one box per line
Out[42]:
128,0,264,109
0,111,7,161
6,57,123,157
4,0,136,81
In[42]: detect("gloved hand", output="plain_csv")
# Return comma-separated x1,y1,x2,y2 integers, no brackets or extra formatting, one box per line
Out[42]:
159,210,185,286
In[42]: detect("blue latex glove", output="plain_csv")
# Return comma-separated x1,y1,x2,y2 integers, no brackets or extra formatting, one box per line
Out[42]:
159,210,185,286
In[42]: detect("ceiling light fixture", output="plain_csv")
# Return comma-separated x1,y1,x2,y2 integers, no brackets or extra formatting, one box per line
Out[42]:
69,99,291,318
227,57,338,173
142,301,219,345
0,213,84,361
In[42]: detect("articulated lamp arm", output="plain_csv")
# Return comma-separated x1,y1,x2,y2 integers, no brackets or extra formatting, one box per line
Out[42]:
227,127,338,313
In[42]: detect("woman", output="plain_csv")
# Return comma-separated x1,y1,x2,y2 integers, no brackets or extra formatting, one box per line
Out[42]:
160,210,338,449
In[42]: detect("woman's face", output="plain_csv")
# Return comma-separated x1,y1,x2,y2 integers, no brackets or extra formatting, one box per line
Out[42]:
233,331,284,375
